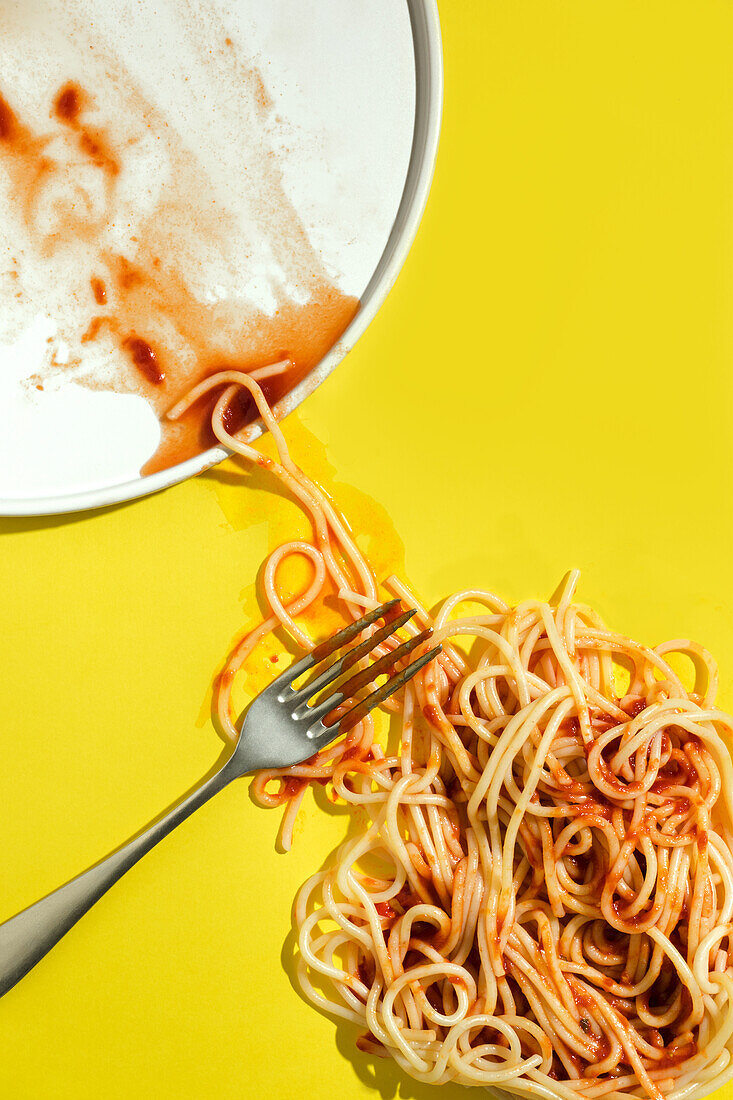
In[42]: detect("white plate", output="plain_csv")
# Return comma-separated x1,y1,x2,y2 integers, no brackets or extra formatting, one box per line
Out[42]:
0,0,442,515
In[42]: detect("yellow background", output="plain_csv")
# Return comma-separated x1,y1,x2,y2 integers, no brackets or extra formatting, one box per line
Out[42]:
2,1,733,1096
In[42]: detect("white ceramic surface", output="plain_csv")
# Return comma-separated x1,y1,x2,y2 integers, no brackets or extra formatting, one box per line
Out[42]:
0,0,442,515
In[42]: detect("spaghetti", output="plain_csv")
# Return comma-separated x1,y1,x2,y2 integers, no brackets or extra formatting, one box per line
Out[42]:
169,370,733,1100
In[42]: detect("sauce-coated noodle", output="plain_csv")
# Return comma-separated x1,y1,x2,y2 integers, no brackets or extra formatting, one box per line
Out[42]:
169,372,733,1100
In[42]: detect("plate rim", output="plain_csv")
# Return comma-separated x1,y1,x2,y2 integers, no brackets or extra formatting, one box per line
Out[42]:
0,0,443,517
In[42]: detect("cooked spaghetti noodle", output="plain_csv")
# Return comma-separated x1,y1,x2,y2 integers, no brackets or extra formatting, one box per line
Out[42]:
169,370,733,1100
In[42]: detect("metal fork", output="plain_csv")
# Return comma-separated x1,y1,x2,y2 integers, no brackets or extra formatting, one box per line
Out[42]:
0,601,440,998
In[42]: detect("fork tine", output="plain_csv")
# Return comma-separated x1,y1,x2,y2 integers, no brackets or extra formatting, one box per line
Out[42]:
274,599,402,695
337,645,443,733
334,628,433,701
290,608,417,704
310,600,402,662
306,644,443,734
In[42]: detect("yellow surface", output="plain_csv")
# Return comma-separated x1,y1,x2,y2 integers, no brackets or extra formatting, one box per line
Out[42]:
2,2,733,1096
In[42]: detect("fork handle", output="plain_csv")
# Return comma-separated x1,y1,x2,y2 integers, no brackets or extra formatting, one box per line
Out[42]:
0,752,240,998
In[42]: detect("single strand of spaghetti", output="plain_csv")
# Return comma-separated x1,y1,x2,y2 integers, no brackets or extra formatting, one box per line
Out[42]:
539,605,595,743
494,1013,555,1068
433,591,510,632
555,597,578,666
707,834,733,923
166,366,289,421
505,1076,586,1100
216,552,328,738
418,708,480,785
453,836,482,959
693,925,733,995
688,810,713,957
313,928,382,1012
294,951,366,1024
446,1049,544,1088
697,971,733,1061
556,569,581,611
655,640,719,708
441,805,464,862
520,620,551,680
574,631,685,695
278,784,308,850
387,907,452,976
262,541,327,647
319,856,393,952
385,575,443,635
410,954,475,1027
248,361,290,381
215,618,280,739
656,846,691,936
337,861,399,982
400,680,416,775
207,381,377,612
684,735,715,792
298,899,367,975
208,376,316,495
472,899,499,1013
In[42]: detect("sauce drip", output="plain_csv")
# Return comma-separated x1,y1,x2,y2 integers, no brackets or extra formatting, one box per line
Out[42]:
54,83,83,123
123,336,164,385
90,277,107,305
52,81,120,176
0,94,18,142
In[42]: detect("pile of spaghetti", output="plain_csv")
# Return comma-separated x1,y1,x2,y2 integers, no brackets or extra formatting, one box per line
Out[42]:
171,370,733,1100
